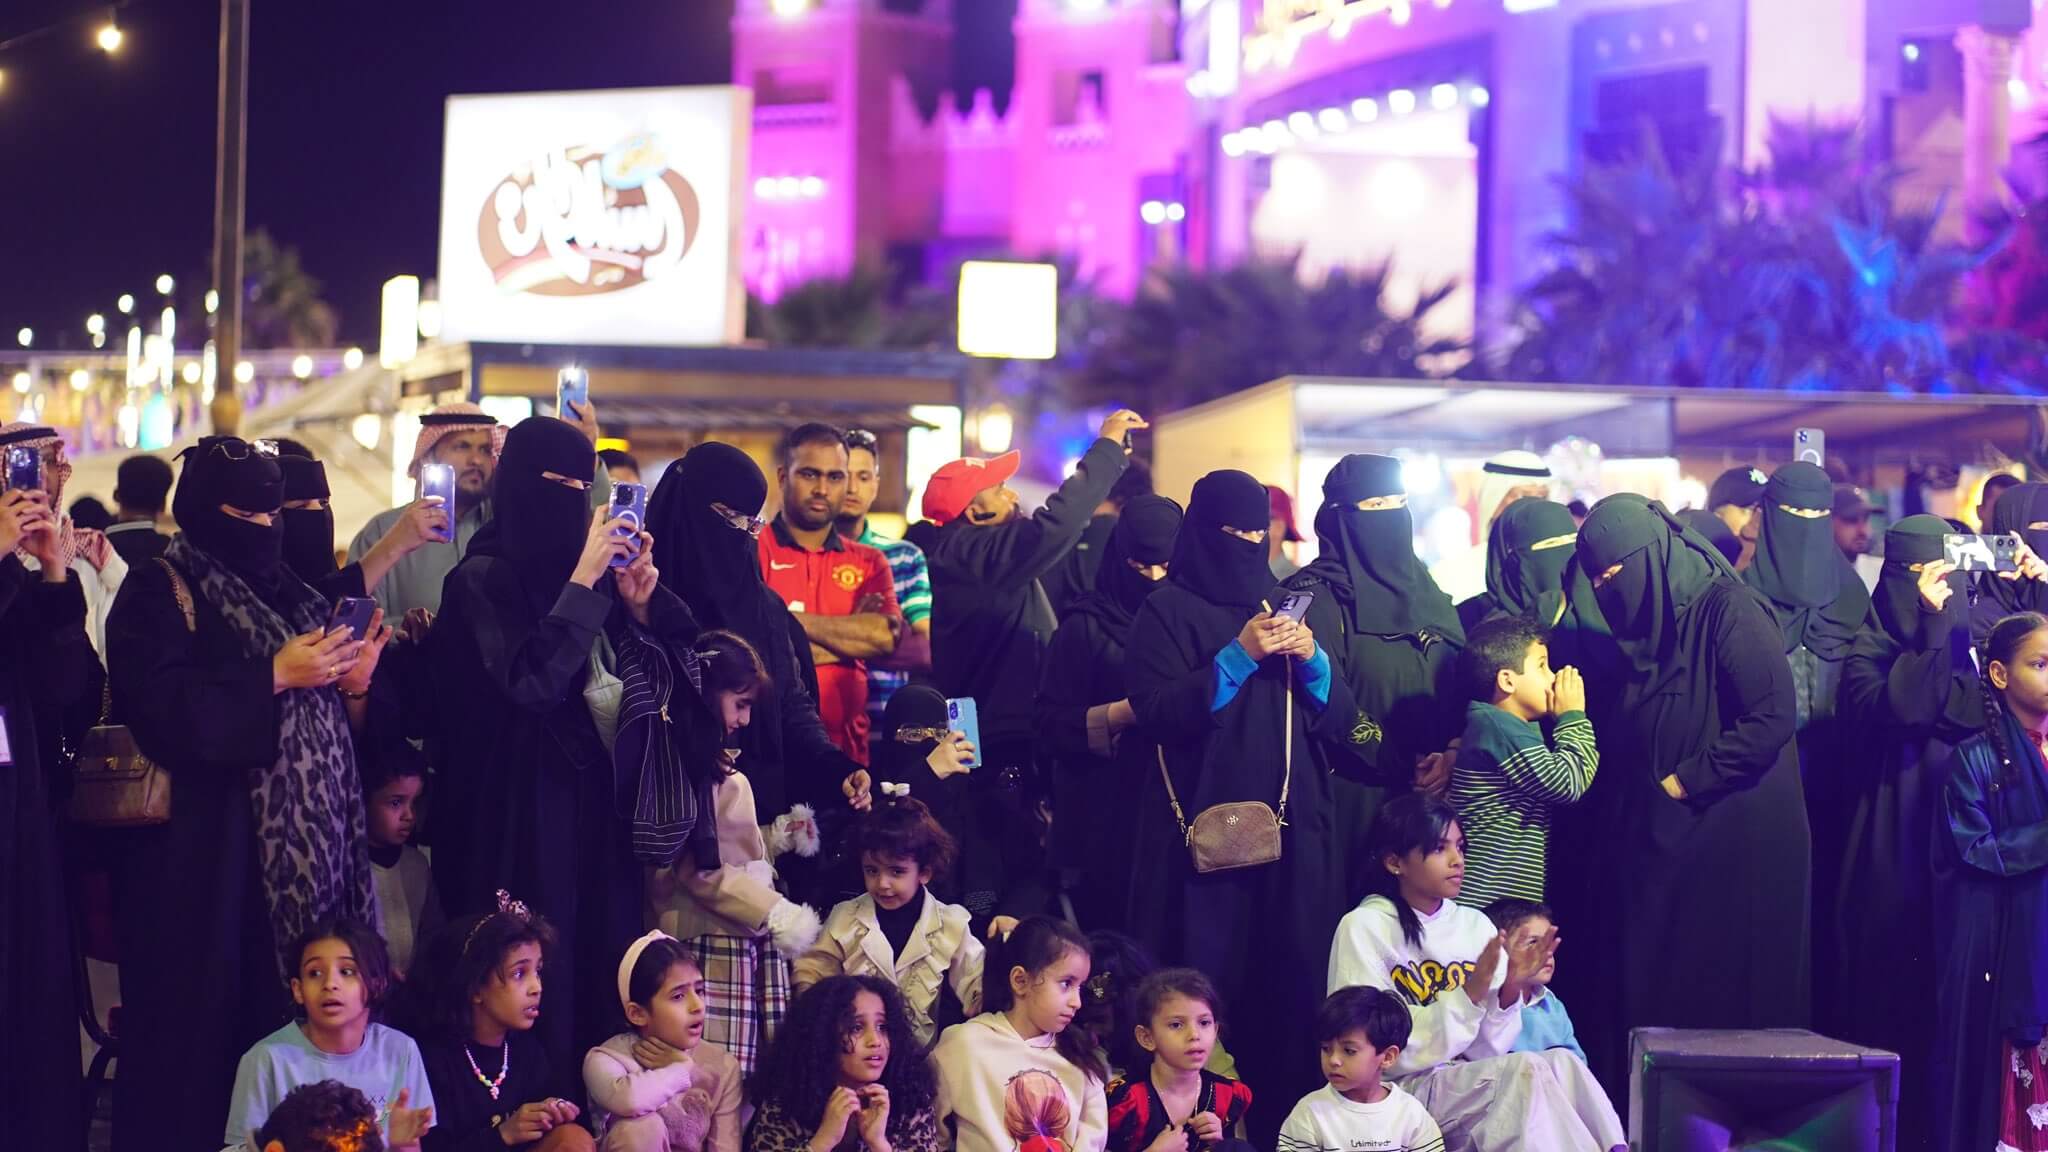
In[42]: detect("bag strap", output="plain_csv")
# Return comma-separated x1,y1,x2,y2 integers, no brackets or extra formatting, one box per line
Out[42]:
156,557,196,634
91,558,194,725
1157,667,1297,841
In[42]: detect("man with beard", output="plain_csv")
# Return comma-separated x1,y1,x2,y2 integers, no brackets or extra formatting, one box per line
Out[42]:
346,403,501,616
759,423,902,763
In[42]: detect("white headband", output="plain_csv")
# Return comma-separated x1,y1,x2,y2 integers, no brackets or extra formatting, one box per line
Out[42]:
618,929,679,1014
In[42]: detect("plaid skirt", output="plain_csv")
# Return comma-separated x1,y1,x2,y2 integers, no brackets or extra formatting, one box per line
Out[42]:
681,933,791,1077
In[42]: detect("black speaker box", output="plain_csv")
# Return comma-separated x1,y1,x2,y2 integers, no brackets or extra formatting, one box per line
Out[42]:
1629,1028,1899,1152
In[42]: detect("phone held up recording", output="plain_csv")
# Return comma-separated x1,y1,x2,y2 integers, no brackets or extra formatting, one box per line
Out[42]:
609,483,646,568
418,463,457,543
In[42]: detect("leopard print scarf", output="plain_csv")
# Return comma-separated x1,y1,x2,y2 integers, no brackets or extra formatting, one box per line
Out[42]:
164,535,380,977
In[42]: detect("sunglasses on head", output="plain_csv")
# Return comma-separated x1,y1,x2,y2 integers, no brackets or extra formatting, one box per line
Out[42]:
711,501,767,538
195,438,280,463
845,428,879,453
892,726,949,744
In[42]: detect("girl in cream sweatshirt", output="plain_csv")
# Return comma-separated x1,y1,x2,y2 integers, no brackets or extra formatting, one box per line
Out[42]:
931,917,1107,1152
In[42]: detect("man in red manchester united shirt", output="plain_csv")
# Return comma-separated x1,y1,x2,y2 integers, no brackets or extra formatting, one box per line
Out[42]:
759,423,903,764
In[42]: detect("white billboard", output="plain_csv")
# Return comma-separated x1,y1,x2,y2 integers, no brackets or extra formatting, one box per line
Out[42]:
437,86,750,347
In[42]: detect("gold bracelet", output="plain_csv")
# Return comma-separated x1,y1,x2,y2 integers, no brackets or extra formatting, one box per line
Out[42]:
339,687,369,700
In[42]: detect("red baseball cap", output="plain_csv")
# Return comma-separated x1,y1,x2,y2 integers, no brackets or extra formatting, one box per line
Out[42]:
922,451,1022,524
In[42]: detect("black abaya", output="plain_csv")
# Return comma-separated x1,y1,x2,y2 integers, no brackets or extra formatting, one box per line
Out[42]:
1124,471,1359,1143
1838,518,1981,1149
0,557,95,1152
1578,500,1810,1051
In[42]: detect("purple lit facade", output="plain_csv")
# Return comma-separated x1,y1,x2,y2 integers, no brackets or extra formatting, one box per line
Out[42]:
735,0,2041,338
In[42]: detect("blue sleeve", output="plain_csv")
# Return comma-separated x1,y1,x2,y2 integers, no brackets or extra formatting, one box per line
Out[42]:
1211,641,1258,712
1295,645,1332,709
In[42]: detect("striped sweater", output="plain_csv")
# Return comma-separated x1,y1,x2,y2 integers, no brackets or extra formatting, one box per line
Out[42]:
1447,701,1598,908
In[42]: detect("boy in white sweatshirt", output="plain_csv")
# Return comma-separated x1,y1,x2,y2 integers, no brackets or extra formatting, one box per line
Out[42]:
1279,987,1443,1152
1328,794,1622,1152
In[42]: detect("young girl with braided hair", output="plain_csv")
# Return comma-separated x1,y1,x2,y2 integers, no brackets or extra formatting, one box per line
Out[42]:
1933,612,2048,1152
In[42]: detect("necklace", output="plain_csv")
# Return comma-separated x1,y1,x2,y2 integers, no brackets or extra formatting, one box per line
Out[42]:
465,1039,510,1100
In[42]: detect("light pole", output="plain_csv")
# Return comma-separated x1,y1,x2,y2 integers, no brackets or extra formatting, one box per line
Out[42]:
210,0,249,436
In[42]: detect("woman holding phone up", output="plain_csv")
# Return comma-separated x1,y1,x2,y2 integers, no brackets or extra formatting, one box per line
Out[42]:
106,436,394,1152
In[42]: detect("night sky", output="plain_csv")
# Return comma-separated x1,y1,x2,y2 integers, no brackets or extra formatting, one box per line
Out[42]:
0,0,1014,349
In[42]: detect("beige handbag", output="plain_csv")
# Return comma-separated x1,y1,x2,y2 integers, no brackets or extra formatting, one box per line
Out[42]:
1160,682,1291,874
69,558,193,828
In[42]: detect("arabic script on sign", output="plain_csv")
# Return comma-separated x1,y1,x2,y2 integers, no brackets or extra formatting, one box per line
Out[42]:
478,133,702,297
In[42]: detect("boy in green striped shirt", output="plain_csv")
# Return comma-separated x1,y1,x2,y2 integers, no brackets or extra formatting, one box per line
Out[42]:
1446,616,1599,909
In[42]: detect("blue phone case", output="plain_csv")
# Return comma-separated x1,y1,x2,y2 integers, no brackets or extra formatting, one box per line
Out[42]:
558,370,590,418
328,597,376,642
609,483,646,568
946,697,982,767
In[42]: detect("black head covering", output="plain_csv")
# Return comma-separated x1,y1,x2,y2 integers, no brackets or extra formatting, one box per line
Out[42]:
1577,495,1737,690
1483,498,1578,624
1071,494,1183,638
467,417,595,609
1169,471,1274,610
877,683,950,782
1301,453,1461,639
278,454,338,582
1745,462,1869,656
173,436,288,597
1875,514,1964,648
1980,482,2048,616
649,441,774,642
1677,508,1742,566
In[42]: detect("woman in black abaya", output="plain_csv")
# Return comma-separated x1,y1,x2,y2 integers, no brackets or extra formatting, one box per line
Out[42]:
107,437,385,1152
429,416,702,1064
1286,454,1464,898
1126,470,1359,1140
1838,515,1995,1148
1458,497,1580,631
1576,497,1809,1041
647,444,869,904
1973,482,2048,647
1743,463,1870,1035
1038,494,1182,930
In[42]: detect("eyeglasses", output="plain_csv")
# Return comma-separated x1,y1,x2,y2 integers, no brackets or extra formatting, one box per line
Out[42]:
892,726,950,744
844,428,879,453
711,501,767,538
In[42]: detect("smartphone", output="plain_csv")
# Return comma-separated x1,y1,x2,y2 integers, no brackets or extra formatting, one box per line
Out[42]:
2,445,42,492
1945,533,2021,574
945,697,982,769
608,482,646,568
1794,427,1826,467
1274,590,1315,624
326,595,377,642
557,366,590,420
417,462,457,542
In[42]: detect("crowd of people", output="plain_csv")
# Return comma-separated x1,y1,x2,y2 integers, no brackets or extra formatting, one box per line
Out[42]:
5,405,2048,1152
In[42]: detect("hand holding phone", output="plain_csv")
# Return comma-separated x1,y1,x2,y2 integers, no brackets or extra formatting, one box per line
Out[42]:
557,366,590,422
608,483,646,568
4,445,44,493
326,596,378,642
945,698,983,769
417,463,457,542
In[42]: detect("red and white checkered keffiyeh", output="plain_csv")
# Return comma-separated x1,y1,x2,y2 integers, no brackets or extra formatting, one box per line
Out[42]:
407,402,506,479
0,421,102,570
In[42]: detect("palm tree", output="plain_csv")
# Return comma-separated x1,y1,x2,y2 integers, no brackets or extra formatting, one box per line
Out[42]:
241,231,339,349
1081,255,1461,413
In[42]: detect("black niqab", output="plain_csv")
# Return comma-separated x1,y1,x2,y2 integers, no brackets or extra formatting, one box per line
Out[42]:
1301,453,1461,638
1070,494,1182,637
173,437,287,598
649,442,775,642
1168,471,1273,610
1875,515,1965,648
467,417,595,610
1746,462,1869,657
1484,498,1578,624
1985,483,2048,617
1578,495,1735,691
278,455,338,582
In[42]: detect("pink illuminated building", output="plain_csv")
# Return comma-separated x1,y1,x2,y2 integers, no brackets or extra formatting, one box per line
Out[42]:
735,0,2038,338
